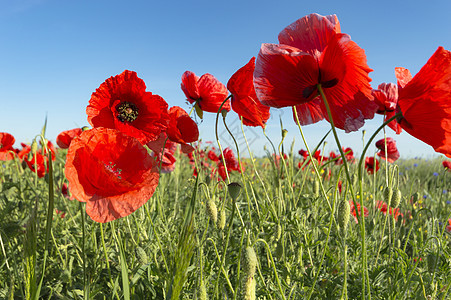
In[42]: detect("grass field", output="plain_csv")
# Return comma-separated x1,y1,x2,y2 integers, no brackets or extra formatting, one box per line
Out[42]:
1,131,450,299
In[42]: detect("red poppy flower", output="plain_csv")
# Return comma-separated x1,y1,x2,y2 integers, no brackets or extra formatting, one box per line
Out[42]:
167,106,199,153
376,200,403,220
64,128,160,223
57,128,83,149
87,70,169,144
395,47,451,157
151,139,177,173
254,13,377,132
349,200,369,223
372,83,402,134
0,132,16,160
227,57,270,127
447,219,451,232
24,151,49,178
443,161,451,171
181,71,230,113
364,157,380,174
208,149,220,162
375,137,400,163
221,147,240,172
299,149,308,159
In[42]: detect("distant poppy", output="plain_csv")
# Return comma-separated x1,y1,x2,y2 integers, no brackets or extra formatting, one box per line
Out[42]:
24,151,49,178
375,137,400,163
372,83,402,134
151,139,177,173
376,200,403,220
365,157,379,174
254,13,377,132
227,57,270,127
208,149,220,162
443,161,451,171
349,200,369,223
56,128,83,149
181,71,230,113
395,47,451,157
65,128,160,223
298,149,309,161
0,132,16,160
87,70,169,144
221,147,240,172
167,106,199,153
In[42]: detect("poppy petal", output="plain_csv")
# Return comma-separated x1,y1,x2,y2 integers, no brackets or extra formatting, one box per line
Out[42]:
292,97,325,125
397,47,451,157
254,43,319,107
278,13,341,53
65,128,160,223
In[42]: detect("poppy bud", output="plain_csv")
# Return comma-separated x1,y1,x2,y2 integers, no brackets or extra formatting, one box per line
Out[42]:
275,224,282,241
198,280,207,300
427,253,437,274
242,246,258,300
338,200,350,230
228,182,242,201
218,209,226,230
135,246,148,265
384,187,393,205
206,198,218,225
313,180,320,198
31,140,38,155
391,189,402,208
81,126,90,131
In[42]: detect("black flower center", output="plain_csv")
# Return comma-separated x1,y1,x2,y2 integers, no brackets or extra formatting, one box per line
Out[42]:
116,101,139,123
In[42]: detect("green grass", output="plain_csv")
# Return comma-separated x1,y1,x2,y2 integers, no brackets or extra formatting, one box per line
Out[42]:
0,144,450,299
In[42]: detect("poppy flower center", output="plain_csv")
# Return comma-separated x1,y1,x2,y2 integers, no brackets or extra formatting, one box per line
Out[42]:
104,161,122,179
116,102,139,123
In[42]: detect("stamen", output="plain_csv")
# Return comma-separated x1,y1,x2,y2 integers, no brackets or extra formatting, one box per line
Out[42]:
116,101,139,123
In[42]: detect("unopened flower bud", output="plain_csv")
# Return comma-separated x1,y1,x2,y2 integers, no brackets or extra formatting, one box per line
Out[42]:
228,182,242,201
206,198,218,225
338,200,350,230
384,187,393,205
218,209,226,230
391,189,402,208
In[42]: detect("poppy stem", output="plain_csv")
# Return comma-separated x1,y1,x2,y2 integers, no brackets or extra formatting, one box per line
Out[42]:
215,95,232,183
316,83,370,299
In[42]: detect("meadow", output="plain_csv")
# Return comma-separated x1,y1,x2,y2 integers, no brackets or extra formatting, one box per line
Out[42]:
0,130,450,299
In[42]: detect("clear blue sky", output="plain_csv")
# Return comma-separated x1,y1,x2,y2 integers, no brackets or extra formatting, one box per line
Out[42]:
0,0,450,158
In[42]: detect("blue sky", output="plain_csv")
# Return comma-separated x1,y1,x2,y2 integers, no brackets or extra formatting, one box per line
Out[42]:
0,0,450,158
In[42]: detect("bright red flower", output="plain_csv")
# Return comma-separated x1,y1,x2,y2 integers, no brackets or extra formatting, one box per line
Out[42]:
372,83,402,134
376,200,403,220
181,71,230,113
167,106,199,153
24,151,49,178
446,219,451,232
365,157,380,174
254,13,377,132
227,57,270,127
375,137,400,163
208,150,220,162
152,139,177,173
221,147,240,172
443,161,451,171
299,149,308,159
395,47,451,157
349,200,369,223
87,70,169,144
0,132,16,160
56,128,83,149
64,128,160,223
